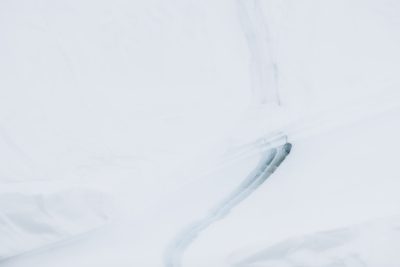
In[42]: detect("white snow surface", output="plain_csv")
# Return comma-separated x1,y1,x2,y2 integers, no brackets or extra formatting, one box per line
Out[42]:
234,214,400,267
1,0,400,266
0,187,111,262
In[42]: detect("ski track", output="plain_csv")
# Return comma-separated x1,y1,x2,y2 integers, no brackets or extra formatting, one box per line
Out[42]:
236,0,280,105
164,142,292,267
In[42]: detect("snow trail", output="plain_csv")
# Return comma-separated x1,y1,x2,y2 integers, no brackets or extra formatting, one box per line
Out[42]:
164,142,292,267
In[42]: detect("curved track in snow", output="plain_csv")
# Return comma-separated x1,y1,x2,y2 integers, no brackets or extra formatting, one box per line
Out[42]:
164,142,292,267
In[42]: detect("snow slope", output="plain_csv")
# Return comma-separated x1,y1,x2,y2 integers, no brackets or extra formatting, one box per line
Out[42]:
1,0,400,266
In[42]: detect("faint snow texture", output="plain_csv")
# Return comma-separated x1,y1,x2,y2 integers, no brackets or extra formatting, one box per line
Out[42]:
0,189,111,261
234,215,400,267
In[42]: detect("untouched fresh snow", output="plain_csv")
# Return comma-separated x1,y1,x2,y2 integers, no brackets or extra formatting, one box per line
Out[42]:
1,0,400,266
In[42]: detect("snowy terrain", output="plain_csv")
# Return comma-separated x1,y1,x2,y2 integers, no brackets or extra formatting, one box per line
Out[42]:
1,0,400,266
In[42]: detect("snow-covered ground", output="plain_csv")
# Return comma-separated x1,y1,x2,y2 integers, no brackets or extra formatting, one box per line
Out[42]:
1,0,400,266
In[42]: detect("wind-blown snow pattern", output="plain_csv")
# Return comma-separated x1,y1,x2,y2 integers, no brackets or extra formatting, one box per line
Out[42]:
165,142,292,267
0,188,111,261
234,215,400,267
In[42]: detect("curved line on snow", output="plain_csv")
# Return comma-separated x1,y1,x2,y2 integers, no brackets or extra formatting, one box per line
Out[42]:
164,142,292,267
